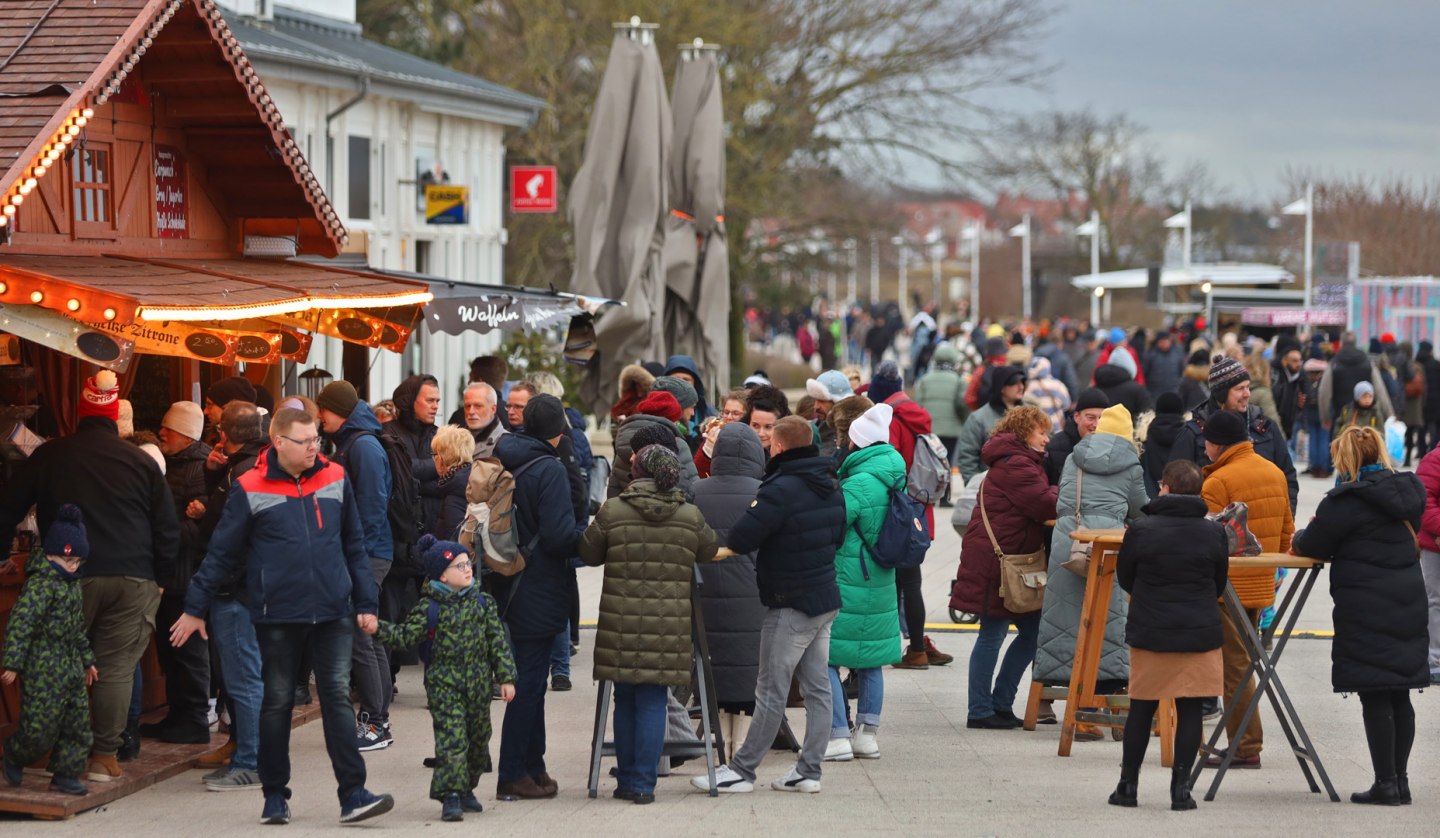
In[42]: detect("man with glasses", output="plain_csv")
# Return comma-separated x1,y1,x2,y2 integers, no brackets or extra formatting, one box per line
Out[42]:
505,381,537,432
173,408,393,826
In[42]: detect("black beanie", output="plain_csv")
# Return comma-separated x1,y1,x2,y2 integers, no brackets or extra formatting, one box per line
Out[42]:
1074,388,1111,413
522,394,567,440
629,422,677,454
1203,410,1248,447
1156,392,1184,415
417,534,469,581
208,375,257,408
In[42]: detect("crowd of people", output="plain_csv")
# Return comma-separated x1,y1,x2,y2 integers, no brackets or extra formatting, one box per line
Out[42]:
1,314,1439,822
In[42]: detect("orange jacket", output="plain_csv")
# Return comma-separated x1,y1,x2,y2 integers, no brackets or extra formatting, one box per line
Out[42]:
1201,441,1295,609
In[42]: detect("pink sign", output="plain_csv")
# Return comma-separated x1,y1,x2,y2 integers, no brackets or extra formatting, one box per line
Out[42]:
154,145,188,239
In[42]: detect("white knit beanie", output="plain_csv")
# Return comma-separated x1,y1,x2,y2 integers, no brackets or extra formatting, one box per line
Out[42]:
848,403,893,449
161,401,205,441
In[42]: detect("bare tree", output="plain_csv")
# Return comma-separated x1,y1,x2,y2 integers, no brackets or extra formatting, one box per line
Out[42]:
1279,168,1440,277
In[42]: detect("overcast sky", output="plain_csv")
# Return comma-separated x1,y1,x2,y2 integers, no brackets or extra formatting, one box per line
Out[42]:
952,0,1439,202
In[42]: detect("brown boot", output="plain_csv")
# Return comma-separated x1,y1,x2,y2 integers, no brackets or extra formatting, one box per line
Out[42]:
196,738,236,768
496,776,555,800
531,772,559,795
923,636,954,666
892,649,930,670
86,754,122,783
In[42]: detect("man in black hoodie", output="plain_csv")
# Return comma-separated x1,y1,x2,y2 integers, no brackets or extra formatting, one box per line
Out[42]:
695,417,844,794
1318,335,1392,429
385,374,442,537
1093,348,1153,419
1141,393,1187,498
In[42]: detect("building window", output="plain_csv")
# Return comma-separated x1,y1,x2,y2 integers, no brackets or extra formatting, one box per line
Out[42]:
71,143,112,231
348,135,371,220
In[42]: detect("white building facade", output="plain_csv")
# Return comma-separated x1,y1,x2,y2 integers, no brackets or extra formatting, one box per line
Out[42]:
223,0,544,404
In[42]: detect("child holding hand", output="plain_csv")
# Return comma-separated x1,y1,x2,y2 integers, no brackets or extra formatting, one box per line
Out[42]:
2,505,100,796
366,535,515,821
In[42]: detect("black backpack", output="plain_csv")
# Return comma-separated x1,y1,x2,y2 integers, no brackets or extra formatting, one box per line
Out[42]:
341,429,421,567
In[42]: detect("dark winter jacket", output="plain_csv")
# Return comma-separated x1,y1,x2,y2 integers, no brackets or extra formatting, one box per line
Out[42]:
1320,345,1381,422
1177,363,1209,416
1140,412,1186,499
387,374,440,534
197,438,265,602
1141,342,1186,399
1094,363,1153,419
1045,417,1081,486
1169,401,1299,515
0,416,179,584
726,445,845,617
2,553,93,678
432,463,470,541
608,412,699,500
1421,346,1440,422
1117,494,1228,653
164,440,211,591
184,452,376,624
492,432,584,640
327,401,393,561
580,479,718,687
1272,366,1310,438
950,433,1058,620
692,424,768,705
554,432,589,524
1292,469,1429,693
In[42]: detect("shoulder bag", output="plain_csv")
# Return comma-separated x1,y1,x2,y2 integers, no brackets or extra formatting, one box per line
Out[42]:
978,482,1047,613
1060,466,1092,577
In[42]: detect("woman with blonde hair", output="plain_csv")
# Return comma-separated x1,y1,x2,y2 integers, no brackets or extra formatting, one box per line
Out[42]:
431,425,476,540
1293,426,1428,805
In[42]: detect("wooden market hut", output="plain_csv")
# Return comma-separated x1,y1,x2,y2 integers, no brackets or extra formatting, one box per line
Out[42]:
0,0,433,775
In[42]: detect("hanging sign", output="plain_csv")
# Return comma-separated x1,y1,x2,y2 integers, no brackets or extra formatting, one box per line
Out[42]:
199,319,314,363
509,166,557,213
425,185,468,225
154,145,188,239
425,294,585,336
80,318,285,365
271,307,414,353
0,334,19,365
0,303,135,373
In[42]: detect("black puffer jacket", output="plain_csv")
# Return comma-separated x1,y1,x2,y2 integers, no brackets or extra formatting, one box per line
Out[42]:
693,424,768,705
1322,345,1375,422
198,438,265,601
1117,495,1228,653
1292,469,1429,693
165,440,211,591
1094,364,1153,419
1140,413,1186,499
432,462,470,541
726,445,844,617
386,374,441,533
1044,417,1081,486
492,432,583,640
1169,401,1299,514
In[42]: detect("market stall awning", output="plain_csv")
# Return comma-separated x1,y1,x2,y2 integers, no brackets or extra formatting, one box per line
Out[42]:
1069,262,1294,290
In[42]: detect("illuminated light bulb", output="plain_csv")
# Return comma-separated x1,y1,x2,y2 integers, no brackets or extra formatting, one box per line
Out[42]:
19,184,31,196
0,216,7,228
0,281,9,292
66,298,81,312
75,115,87,127
33,164,46,177
81,108,94,119
10,194,23,206
66,124,80,136
2,205,14,216
103,307,117,321
30,291,43,304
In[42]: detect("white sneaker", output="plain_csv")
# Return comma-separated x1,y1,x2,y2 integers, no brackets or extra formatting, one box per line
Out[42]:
690,764,754,793
770,767,821,793
851,724,880,759
823,737,853,762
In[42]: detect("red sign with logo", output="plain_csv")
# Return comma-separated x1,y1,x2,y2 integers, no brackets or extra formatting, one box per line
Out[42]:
510,166,557,213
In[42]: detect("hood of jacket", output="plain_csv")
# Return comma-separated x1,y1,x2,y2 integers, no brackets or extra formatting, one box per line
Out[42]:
392,373,438,434
565,406,587,432
1142,493,1209,518
332,398,384,441
836,441,906,489
765,445,837,498
1028,356,1054,380
981,430,1043,469
1184,362,1210,382
618,478,687,521
665,354,702,383
1146,412,1186,447
1329,469,1426,522
887,394,933,435
496,430,557,472
710,423,765,479
1072,430,1140,476
1333,344,1370,372
1092,363,1135,388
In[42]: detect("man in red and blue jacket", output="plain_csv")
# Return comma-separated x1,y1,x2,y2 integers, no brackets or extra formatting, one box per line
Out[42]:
172,408,392,826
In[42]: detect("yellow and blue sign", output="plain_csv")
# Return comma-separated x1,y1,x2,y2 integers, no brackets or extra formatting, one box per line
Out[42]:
425,184,469,225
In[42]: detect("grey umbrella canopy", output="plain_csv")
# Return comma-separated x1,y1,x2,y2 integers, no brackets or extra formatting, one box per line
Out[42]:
662,45,730,402
569,25,672,417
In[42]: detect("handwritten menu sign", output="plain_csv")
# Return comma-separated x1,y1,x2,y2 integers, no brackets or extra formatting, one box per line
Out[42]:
155,145,187,239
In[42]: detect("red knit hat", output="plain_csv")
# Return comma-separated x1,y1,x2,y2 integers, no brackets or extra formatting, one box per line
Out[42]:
78,370,120,422
635,390,682,422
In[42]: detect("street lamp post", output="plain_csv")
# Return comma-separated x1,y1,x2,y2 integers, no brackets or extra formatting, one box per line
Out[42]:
1283,184,1314,312
893,236,909,316
1092,286,1104,326
961,222,981,321
1201,280,1214,335
845,238,858,304
868,234,879,304
1008,213,1032,322
930,238,943,308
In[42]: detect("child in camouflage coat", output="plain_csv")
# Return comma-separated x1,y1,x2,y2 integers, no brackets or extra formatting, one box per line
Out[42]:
367,535,516,821
2,505,99,796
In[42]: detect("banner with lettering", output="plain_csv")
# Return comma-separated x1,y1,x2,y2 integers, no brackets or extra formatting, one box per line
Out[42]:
424,295,588,336
154,145,188,239
78,318,285,365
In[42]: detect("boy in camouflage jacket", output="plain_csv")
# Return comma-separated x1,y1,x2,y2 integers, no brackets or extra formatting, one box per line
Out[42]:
367,535,516,821
2,505,99,796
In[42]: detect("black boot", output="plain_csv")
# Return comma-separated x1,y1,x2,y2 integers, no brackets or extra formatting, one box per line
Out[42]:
1170,766,1197,811
1397,774,1411,805
116,724,141,762
1107,764,1139,808
1351,777,1402,806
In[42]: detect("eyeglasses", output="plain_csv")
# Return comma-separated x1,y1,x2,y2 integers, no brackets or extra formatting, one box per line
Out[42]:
279,434,320,450
506,402,526,412
448,560,473,573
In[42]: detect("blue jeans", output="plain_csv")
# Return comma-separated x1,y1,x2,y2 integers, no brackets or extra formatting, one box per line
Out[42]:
828,666,883,738
968,613,1040,719
612,682,667,794
549,621,571,679
210,598,262,772
498,635,554,784
255,620,366,803
1306,417,1331,471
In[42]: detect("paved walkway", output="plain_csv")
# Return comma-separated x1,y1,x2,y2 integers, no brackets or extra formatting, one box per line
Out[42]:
13,472,1435,835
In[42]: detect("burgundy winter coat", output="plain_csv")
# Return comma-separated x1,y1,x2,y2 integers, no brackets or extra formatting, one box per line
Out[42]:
950,432,1059,619
1419,444,1440,554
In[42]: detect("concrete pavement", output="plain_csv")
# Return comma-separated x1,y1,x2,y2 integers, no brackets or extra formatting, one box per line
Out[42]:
13,471,1435,835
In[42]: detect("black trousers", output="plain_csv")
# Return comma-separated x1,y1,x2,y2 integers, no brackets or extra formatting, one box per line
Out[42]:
1122,696,1205,771
1359,689,1415,781
895,566,926,652
154,592,211,728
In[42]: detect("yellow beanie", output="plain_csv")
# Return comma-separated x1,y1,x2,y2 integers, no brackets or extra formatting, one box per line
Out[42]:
1096,403,1133,438
986,323,1006,338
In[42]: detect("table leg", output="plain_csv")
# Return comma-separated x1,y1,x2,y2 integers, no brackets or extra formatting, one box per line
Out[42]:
1060,546,1114,757
1158,699,1175,767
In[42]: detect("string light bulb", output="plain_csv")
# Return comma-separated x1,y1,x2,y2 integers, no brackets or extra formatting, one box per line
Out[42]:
66,299,81,312
29,291,43,304
103,307,117,321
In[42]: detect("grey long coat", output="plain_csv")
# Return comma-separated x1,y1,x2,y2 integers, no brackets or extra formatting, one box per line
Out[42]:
1034,432,1149,684
692,424,768,706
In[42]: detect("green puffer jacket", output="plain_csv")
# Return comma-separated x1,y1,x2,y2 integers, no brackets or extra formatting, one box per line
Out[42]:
580,479,719,687
830,443,904,669
2,552,93,678
913,347,968,438
375,582,517,691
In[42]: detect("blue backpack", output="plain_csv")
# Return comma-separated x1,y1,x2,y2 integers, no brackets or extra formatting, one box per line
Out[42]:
853,485,931,576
